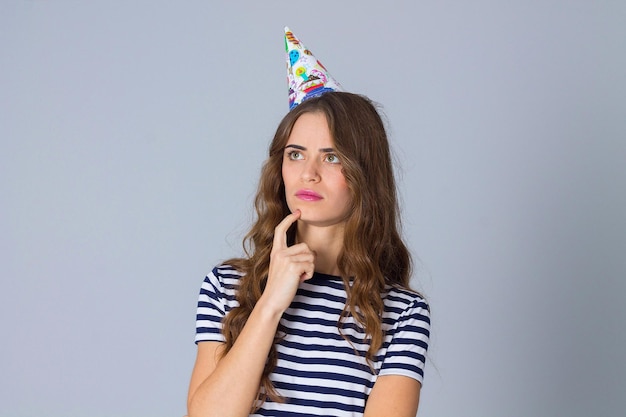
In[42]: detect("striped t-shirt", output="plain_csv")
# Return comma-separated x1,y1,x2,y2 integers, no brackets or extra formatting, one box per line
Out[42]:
195,264,430,416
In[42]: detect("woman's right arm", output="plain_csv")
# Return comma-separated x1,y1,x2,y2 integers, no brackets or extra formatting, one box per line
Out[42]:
187,210,314,417
186,300,284,417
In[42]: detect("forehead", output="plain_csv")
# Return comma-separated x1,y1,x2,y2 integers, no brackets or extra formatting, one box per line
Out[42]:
286,112,334,147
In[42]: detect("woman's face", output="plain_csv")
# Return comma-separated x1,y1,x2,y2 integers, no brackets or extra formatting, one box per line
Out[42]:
281,112,352,228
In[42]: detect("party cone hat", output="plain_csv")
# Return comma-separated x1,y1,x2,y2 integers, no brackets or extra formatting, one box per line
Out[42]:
285,27,342,109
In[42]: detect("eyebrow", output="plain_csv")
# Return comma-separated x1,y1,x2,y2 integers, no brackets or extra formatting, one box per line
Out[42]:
284,144,335,153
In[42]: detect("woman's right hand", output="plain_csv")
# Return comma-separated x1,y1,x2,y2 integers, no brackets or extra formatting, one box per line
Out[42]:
261,210,316,314
187,211,314,417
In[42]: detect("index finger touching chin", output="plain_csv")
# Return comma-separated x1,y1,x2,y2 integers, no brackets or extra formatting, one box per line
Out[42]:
273,210,301,248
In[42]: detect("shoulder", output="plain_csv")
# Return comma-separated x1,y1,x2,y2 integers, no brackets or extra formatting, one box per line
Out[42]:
210,263,245,279
200,264,244,300
384,284,429,313
382,285,430,329
195,264,245,343
205,263,244,285
197,264,244,319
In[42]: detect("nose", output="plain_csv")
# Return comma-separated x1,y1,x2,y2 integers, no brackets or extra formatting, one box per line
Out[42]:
300,158,320,182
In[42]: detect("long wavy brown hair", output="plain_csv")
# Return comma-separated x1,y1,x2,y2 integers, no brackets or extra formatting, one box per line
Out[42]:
222,92,412,406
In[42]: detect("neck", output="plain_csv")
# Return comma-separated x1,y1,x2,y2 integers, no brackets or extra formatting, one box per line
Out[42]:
295,221,344,276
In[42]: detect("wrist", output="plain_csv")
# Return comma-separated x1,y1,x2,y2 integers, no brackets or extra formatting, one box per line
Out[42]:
254,295,286,323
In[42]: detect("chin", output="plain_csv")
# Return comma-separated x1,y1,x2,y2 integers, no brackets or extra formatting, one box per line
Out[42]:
301,214,344,228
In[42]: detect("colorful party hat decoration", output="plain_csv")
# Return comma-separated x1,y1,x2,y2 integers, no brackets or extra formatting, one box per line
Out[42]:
285,26,342,109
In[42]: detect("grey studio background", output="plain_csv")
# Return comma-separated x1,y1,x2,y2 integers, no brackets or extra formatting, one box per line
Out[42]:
1,1,625,416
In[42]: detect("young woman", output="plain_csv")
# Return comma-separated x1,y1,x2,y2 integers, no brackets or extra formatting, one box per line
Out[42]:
187,92,430,416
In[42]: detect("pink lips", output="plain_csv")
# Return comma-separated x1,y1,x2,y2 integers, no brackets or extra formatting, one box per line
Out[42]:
295,189,322,201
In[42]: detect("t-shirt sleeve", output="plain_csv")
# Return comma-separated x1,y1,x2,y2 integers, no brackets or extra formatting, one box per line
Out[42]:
379,297,431,384
194,267,228,344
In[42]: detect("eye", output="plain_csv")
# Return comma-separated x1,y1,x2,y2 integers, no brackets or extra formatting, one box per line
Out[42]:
287,150,304,160
324,154,341,164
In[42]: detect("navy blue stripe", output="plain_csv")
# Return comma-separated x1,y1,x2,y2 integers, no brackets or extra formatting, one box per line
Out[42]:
395,312,431,325
197,301,225,315
278,351,372,374
395,324,430,337
382,317,398,327
254,408,321,417
282,314,372,338
284,396,363,413
384,299,428,314
387,285,424,299
284,327,372,348
213,265,242,277
305,273,345,287
281,312,338,327
199,288,236,303
288,301,342,315
295,288,346,304
221,282,238,292
274,366,370,395
196,327,221,335
381,361,425,377
284,326,342,340
393,333,430,345
279,339,367,358
196,313,223,322
199,285,221,300
385,293,415,304
385,349,426,364
384,304,410,315
273,380,367,400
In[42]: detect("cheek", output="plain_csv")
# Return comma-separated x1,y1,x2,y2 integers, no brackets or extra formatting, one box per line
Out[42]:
281,163,288,181
333,173,351,199
281,163,295,187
